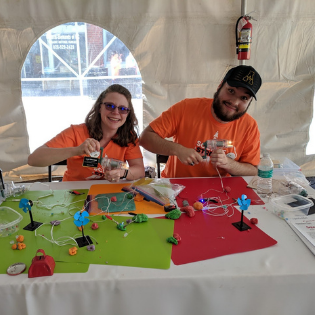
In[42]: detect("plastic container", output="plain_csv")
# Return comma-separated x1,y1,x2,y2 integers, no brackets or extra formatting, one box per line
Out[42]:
272,157,308,196
270,194,313,219
257,153,274,196
273,157,301,176
3,182,30,199
0,206,23,237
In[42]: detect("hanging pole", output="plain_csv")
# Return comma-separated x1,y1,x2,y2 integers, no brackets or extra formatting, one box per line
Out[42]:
240,0,247,65
241,0,247,16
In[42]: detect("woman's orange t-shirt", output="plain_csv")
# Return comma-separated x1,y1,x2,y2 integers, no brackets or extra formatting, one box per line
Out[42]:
46,123,142,181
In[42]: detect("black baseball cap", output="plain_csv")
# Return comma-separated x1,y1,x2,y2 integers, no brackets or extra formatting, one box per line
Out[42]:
222,65,262,100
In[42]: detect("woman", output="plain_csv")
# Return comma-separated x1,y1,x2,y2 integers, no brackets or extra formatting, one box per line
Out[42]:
28,84,145,182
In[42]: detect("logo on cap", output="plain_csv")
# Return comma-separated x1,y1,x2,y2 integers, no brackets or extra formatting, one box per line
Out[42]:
242,70,255,86
223,65,262,100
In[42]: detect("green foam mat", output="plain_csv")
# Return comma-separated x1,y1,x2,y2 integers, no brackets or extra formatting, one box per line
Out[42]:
0,189,89,274
0,189,174,272
94,192,136,213
54,215,174,269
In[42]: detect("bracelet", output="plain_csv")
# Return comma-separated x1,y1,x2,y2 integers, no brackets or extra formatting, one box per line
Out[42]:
120,169,128,179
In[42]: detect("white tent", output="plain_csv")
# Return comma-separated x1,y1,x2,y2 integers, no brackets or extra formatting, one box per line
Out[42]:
1,0,315,180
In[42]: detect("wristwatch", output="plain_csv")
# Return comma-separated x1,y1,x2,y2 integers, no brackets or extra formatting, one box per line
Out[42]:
120,169,128,179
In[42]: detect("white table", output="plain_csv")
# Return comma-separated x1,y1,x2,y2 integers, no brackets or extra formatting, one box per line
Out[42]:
1,178,315,315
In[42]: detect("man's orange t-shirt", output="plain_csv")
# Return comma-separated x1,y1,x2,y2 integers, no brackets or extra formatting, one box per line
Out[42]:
46,124,143,181
150,98,260,178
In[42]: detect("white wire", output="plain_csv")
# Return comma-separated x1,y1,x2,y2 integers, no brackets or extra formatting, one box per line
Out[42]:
35,217,78,246
194,163,237,218
34,190,136,246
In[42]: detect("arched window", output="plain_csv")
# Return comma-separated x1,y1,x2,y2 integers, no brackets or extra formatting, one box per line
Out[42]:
21,22,142,153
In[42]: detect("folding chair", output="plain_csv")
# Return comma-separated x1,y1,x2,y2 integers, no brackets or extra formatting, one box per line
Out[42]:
156,154,169,178
48,160,67,182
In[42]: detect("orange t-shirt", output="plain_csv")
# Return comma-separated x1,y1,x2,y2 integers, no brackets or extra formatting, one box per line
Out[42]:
150,98,260,178
46,123,143,181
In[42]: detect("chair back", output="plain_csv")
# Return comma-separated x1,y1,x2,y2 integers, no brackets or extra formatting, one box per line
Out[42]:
156,154,169,178
48,160,67,182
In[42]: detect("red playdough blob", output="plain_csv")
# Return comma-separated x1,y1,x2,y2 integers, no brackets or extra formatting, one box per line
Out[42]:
173,233,181,241
250,218,258,224
91,223,99,230
180,206,195,217
224,186,231,193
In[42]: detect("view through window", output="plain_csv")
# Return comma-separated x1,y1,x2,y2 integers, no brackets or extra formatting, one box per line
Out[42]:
22,22,142,153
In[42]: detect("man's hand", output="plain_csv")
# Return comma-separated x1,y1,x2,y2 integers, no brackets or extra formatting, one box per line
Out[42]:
210,149,230,169
176,146,204,166
210,148,258,176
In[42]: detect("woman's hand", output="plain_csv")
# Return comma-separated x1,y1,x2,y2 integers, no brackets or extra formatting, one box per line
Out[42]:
77,138,101,156
104,168,122,182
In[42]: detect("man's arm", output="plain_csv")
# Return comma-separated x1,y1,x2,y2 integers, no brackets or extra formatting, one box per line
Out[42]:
210,149,258,176
139,125,203,165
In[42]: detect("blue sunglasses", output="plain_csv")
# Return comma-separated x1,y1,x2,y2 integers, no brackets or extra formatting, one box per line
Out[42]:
102,102,130,115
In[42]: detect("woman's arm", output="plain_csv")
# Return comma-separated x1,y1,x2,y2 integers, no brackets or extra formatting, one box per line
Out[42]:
125,158,145,181
28,138,101,167
27,145,77,167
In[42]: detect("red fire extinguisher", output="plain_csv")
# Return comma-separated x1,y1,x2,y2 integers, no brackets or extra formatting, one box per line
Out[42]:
236,15,253,60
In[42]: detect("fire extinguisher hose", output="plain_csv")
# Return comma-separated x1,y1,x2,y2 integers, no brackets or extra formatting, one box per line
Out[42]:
235,16,244,55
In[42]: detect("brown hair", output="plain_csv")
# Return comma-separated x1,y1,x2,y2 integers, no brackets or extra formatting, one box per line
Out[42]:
85,84,139,147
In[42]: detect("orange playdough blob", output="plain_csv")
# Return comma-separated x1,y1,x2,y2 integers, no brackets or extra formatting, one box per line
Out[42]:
193,202,203,210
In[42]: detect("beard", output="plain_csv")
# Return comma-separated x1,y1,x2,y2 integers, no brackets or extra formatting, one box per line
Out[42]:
212,90,251,122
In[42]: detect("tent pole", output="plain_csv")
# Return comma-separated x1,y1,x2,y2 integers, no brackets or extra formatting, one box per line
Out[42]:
240,0,247,65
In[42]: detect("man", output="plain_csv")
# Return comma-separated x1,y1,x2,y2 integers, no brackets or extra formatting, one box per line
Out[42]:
139,65,262,178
